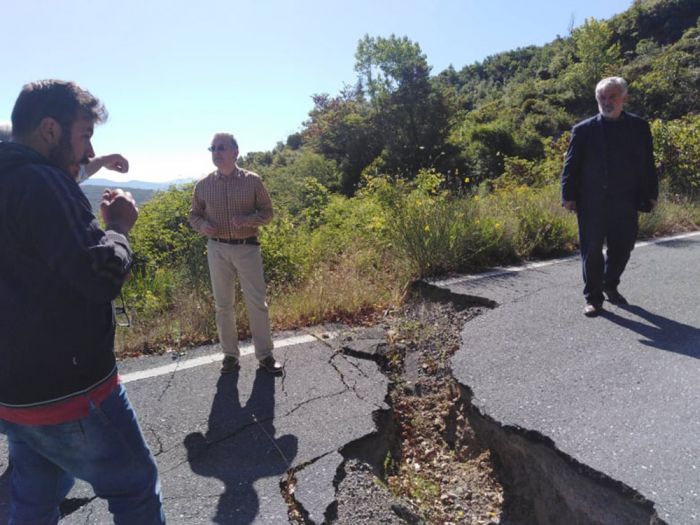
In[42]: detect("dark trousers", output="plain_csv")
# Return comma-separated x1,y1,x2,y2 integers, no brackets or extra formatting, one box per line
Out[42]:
577,194,639,305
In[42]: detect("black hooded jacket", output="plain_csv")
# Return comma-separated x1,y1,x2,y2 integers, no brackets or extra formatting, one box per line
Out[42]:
0,142,132,407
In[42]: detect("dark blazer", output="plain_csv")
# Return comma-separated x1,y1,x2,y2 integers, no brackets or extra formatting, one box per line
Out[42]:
561,112,658,211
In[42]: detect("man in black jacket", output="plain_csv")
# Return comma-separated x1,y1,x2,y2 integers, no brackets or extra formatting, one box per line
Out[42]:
0,80,165,524
561,76,658,317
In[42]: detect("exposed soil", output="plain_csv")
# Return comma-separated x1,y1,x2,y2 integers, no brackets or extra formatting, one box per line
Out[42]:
331,298,504,524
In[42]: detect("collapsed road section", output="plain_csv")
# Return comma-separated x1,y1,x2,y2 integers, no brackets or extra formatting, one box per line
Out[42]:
433,234,700,524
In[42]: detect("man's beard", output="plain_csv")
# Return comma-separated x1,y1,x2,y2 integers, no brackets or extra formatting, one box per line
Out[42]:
47,132,74,173
48,133,87,176
599,103,619,117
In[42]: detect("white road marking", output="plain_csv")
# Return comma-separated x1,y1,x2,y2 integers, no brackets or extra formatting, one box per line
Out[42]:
431,231,700,287
121,332,337,384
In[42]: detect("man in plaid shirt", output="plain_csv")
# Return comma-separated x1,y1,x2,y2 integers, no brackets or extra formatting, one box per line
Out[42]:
189,133,282,375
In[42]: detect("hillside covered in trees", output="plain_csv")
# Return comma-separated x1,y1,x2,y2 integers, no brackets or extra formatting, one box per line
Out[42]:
242,0,699,198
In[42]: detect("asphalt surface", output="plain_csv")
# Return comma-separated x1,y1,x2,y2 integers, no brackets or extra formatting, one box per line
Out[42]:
0,328,390,524
438,232,700,524
1,233,698,524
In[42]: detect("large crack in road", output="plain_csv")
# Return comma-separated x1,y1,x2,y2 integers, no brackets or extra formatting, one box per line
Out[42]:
288,285,669,524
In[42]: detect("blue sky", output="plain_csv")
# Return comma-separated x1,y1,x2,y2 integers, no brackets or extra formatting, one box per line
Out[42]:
2,0,633,182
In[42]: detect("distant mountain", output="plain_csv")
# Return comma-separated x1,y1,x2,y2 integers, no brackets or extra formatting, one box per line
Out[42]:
82,177,194,190
81,185,157,212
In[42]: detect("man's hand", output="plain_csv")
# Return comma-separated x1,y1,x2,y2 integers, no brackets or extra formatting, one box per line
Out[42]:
101,154,129,173
202,222,217,236
101,189,138,235
230,215,251,229
85,154,129,177
563,200,577,212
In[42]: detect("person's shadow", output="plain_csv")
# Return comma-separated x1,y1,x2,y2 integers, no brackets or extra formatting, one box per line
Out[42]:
184,369,297,524
601,304,700,359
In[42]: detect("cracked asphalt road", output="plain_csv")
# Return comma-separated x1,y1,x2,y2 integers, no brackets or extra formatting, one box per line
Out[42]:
0,329,390,524
441,232,700,524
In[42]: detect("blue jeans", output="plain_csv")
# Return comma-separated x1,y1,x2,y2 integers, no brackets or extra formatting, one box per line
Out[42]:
0,384,165,524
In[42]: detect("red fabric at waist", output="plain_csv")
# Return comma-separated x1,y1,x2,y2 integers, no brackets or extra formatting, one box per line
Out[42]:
0,373,119,426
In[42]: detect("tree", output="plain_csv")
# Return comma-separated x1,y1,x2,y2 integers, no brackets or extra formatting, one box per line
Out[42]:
564,18,623,111
261,150,340,216
628,22,700,119
354,35,451,180
303,87,382,195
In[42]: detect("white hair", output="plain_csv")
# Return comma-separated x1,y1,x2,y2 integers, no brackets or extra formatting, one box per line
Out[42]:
212,132,238,150
0,121,11,141
595,77,628,96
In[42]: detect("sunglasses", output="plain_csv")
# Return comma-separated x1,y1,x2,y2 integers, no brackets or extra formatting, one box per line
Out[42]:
208,145,229,152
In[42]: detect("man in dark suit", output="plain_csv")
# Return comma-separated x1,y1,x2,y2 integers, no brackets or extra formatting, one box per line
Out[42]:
561,77,658,317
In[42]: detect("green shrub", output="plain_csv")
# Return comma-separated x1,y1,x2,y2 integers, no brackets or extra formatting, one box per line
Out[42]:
123,267,177,318
490,183,577,258
360,170,510,276
308,192,391,262
128,183,209,288
494,134,570,190
651,115,700,199
259,215,308,287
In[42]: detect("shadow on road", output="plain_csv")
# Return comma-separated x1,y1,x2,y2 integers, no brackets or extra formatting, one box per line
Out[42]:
655,238,698,249
601,304,700,359
184,369,297,524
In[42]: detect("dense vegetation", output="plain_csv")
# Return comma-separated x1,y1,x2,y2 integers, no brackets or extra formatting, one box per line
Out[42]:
118,0,700,355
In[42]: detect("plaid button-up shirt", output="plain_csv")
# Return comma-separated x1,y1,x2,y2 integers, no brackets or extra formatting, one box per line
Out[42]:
189,166,273,239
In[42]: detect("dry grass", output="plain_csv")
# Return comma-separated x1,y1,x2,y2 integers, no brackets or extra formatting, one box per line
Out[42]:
116,249,413,357
270,249,413,328
639,196,700,238
116,288,216,358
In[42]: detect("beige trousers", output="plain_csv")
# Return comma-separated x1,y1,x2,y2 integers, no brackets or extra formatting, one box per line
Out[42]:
206,240,274,360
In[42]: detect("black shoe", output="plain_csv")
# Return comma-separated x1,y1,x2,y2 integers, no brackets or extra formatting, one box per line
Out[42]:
259,356,283,375
221,356,240,374
584,303,603,317
604,288,628,305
